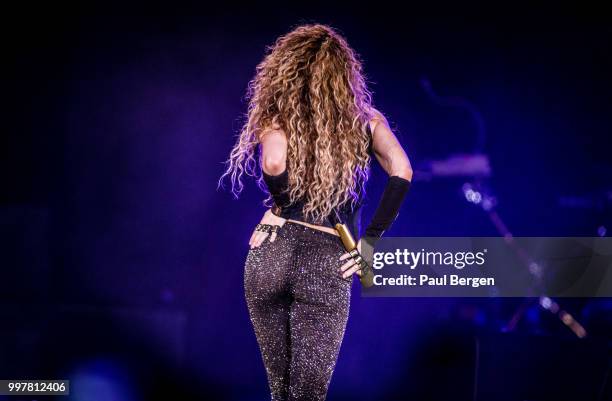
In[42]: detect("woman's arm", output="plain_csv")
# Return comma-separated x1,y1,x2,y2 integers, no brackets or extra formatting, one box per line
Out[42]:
369,110,413,181
363,110,413,239
340,111,413,279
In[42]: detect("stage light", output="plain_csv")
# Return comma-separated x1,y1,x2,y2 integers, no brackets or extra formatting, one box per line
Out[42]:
539,296,552,310
462,183,483,204
481,196,495,211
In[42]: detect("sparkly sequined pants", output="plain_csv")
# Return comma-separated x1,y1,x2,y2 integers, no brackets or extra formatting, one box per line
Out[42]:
244,221,352,401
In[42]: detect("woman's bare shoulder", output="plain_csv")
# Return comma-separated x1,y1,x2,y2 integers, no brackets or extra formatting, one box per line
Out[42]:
369,107,390,134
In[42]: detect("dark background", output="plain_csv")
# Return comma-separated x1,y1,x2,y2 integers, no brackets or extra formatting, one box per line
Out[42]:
2,7,611,401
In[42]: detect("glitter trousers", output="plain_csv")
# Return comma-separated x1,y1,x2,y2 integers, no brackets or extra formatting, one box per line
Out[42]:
244,221,352,401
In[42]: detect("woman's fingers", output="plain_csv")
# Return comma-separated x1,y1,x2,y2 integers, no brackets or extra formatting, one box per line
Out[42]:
250,231,266,248
252,230,264,246
259,233,270,245
249,224,284,248
249,228,258,246
339,258,355,273
342,264,361,279
260,232,270,246
339,255,368,278
249,225,264,247
339,251,352,261
255,232,269,247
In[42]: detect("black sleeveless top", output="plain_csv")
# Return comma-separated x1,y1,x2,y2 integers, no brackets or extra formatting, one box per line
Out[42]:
277,123,373,239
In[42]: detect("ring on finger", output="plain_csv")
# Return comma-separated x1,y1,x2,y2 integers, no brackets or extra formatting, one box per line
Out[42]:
352,255,369,272
257,224,272,233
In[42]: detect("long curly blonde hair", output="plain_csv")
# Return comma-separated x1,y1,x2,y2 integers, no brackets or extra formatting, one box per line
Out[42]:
219,23,378,224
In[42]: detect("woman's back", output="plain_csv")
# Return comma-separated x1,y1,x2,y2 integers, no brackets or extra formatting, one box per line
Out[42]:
266,122,375,239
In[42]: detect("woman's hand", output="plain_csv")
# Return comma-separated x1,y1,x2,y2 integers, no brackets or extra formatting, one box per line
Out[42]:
338,238,363,279
249,209,287,248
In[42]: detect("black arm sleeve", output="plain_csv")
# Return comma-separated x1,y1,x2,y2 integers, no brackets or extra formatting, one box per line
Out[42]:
262,169,291,207
364,175,411,238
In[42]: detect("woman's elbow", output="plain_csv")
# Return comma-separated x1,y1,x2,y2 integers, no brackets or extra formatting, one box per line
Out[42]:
391,157,413,181
262,156,286,175
396,166,413,182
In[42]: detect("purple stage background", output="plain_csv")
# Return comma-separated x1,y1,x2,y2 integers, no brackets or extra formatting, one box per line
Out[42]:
3,9,611,401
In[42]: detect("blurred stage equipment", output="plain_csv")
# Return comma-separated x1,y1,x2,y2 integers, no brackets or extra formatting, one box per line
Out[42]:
421,77,487,153
462,181,588,338
417,77,588,339
415,153,492,182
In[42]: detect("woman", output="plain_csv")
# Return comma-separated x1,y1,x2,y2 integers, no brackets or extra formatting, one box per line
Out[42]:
219,24,412,401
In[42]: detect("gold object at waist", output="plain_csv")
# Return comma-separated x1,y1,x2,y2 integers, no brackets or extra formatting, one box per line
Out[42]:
334,223,357,250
